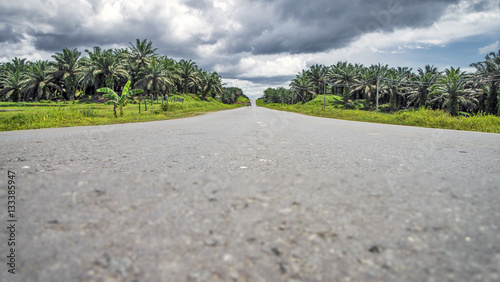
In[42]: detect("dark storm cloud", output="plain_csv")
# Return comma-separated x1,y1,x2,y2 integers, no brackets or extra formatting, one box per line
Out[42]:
0,0,210,59
0,24,23,43
184,0,212,10
471,0,496,11
0,0,461,59
224,0,460,55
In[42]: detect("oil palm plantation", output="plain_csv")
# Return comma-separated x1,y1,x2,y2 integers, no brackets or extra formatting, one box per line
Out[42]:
1,39,242,103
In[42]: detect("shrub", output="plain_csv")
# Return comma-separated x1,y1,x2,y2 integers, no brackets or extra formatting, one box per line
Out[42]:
80,106,99,117
160,103,169,112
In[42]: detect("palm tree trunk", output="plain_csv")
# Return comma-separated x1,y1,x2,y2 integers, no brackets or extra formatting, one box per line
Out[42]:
487,82,498,114
344,84,350,104
449,93,459,116
419,88,428,108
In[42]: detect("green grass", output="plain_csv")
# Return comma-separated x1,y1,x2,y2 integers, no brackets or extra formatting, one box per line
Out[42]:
0,95,242,131
235,96,250,106
260,96,500,133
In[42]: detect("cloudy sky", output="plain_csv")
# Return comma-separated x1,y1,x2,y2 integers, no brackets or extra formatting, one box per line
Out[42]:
1,0,499,98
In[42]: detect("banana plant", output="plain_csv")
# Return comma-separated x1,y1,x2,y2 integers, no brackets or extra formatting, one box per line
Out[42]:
97,80,143,117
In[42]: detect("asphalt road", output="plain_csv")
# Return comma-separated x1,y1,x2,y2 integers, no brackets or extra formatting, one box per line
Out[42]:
0,104,499,281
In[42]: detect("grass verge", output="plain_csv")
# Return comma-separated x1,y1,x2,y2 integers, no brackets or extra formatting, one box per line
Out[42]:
260,102,500,133
0,95,242,131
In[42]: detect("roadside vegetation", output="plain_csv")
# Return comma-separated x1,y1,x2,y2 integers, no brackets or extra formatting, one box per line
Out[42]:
0,39,249,131
0,95,244,131
258,50,500,133
259,95,500,133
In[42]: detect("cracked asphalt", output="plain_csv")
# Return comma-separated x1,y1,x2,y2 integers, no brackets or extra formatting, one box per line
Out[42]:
0,104,499,281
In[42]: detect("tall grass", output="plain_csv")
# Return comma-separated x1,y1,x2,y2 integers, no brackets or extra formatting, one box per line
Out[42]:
1,106,90,131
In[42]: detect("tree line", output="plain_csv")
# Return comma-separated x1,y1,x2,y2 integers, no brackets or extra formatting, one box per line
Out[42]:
261,50,500,116
0,39,246,104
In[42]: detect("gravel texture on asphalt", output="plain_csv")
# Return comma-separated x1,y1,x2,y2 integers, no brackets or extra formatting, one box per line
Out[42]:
0,104,499,281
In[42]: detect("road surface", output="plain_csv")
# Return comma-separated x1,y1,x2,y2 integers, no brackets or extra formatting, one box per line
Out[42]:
0,104,499,281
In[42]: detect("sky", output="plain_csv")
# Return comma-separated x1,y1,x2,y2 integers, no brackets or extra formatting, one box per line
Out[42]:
1,0,499,99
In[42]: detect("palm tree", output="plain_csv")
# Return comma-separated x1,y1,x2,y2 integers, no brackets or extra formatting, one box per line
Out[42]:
135,56,172,99
82,47,129,91
21,60,61,101
158,56,180,93
350,67,377,108
4,57,28,73
329,62,360,103
78,51,100,95
210,72,224,100
470,50,500,115
221,88,236,104
177,59,200,94
307,64,329,95
262,88,279,103
407,65,438,108
430,67,476,116
128,39,157,85
98,80,143,117
129,39,157,69
0,69,24,101
384,68,409,111
221,87,243,104
51,48,82,102
290,70,314,103
199,70,223,100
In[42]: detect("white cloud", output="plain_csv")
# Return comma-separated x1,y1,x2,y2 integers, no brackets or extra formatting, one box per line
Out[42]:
344,2,500,54
223,78,290,100
479,41,499,54
0,35,53,63
237,54,308,78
